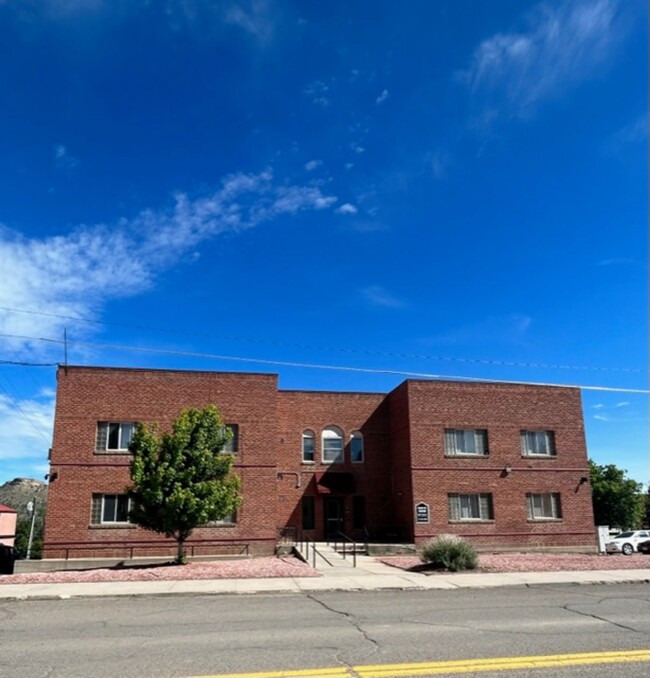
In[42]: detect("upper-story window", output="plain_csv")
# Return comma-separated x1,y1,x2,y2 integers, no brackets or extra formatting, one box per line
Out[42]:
444,429,488,456
520,430,555,457
96,422,135,452
322,426,344,463
221,424,239,454
302,430,315,462
350,430,364,463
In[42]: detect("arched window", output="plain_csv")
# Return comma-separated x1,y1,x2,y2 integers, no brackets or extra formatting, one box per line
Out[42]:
350,430,364,463
301,429,315,462
322,426,343,463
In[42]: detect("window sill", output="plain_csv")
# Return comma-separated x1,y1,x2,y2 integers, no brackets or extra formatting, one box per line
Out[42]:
527,518,563,523
444,454,489,459
521,454,556,459
94,450,131,455
301,460,315,465
204,523,237,528
89,523,137,529
448,519,495,524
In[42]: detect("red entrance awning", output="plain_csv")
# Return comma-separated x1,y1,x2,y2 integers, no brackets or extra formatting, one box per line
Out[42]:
314,472,355,494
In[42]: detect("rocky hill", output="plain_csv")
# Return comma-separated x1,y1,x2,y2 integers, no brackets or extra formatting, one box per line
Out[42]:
0,478,47,521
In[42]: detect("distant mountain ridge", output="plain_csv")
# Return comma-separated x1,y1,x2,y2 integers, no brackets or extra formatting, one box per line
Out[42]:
0,478,47,521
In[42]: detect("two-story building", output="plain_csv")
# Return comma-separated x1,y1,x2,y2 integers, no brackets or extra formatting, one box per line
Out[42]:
42,365,596,559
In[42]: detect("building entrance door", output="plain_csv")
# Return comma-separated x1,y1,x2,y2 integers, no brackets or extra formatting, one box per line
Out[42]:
323,496,344,538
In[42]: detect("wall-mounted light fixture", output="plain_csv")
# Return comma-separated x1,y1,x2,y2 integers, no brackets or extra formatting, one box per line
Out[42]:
579,476,589,485
503,464,512,475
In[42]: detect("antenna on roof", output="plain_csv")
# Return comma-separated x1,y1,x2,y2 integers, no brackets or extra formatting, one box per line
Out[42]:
63,328,68,373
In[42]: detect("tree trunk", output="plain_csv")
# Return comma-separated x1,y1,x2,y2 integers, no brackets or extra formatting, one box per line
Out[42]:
176,537,186,564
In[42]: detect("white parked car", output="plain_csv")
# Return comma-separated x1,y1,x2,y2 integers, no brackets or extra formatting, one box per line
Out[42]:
605,530,650,555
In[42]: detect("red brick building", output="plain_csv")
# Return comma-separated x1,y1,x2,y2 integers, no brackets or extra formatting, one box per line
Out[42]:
42,365,596,559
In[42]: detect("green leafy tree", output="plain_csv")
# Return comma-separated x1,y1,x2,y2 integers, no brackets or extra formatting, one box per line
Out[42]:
589,460,644,529
13,509,44,559
128,405,241,563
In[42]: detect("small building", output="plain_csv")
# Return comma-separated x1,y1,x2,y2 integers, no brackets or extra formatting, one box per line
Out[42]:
43,365,596,559
0,504,17,547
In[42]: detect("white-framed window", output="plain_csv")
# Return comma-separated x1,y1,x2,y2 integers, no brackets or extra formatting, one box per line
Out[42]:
221,424,239,454
208,511,237,525
322,426,344,463
350,430,364,463
302,430,315,462
444,429,488,456
526,493,562,520
91,493,132,524
96,422,135,452
520,430,556,457
448,493,493,521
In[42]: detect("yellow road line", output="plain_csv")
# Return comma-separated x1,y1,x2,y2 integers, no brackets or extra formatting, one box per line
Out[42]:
190,649,650,678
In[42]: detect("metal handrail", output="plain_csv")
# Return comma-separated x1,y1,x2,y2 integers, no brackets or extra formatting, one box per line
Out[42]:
49,541,252,561
295,532,332,568
328,530,358,567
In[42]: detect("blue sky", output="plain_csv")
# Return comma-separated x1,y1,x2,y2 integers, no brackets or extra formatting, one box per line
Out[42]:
0,0,647,486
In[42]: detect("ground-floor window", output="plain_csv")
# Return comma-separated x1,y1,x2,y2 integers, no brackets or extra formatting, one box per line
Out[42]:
526,493,562,519
302,496,315,530
91,494,132,524
448,493,493,521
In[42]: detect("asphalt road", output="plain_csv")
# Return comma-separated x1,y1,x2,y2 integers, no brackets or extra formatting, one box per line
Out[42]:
1,583,648,678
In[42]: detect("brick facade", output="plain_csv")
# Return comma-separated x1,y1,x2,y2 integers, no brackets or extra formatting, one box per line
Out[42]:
43,366,596,559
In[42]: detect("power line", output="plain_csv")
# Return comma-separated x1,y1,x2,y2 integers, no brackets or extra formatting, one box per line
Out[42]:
0,305,645,374
0,360,58,367
0,331,647,394
0,373,51,443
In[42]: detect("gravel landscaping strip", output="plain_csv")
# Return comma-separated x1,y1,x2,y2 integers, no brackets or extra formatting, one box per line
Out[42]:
0,556,321,584
378,552,650,573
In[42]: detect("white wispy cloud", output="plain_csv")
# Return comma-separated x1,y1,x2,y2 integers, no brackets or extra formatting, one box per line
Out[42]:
224,0,274,42
336,203,358,215
0,170,337,353
375,89,389,104
428,151,449,179
304,80,330,106
304,159,322,171
615,401,630,408
428,314,533,346
605,114,648,154
597,257,636,266
54,144,80,169
0,393,54,460
359,285,405,309
460,0,628,124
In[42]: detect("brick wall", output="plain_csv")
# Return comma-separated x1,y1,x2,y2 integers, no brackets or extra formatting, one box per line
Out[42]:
44,366,279,558
276,390,392,541
43,367,596,558
396,380,595,548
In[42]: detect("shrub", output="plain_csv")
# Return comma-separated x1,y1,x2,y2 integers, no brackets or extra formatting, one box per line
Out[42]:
421,535,478,572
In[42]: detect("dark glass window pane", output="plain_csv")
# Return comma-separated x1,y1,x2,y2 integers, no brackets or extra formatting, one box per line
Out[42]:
116,496,130,522
102,495,116,522
302,496,315,530
107,424,120,449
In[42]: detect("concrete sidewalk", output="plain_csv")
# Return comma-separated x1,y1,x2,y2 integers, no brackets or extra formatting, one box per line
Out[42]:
0,553,647,600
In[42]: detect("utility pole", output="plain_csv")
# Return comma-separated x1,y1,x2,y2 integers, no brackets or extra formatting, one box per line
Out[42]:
26,498,37,560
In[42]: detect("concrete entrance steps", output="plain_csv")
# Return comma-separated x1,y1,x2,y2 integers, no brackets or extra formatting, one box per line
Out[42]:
305,543,399,578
